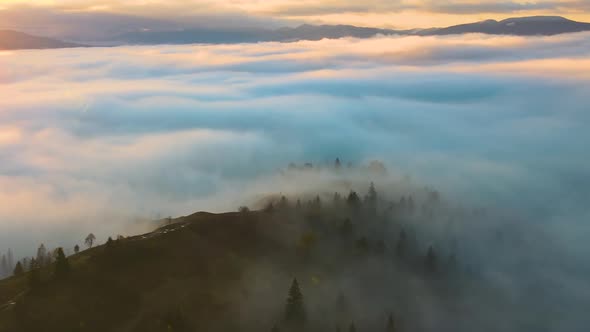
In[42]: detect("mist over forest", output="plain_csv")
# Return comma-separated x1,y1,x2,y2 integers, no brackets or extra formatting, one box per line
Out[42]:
0,25,589,331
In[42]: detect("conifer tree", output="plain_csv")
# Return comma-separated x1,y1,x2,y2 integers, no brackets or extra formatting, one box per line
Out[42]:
366,182,378,215
425,246,437,275
1,254,7,276
396,229,407,260
386,313,396,332
368,182,377,203
285,278,306,326
347,191,361,211
55,247,69,278
36,244,47,267
28,263,41,290
279,196,289,210
13,261,24,276
7,249,13,271
339,218,353,237
74,244,80,254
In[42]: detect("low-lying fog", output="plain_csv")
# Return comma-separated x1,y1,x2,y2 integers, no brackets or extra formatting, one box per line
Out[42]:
0,31,588,298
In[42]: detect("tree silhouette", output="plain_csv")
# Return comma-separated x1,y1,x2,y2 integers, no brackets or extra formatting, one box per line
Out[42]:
28,263,41,290
13,261,24,276
396,229,407,260
425,246,437,275
54,247,69,278
386,313,396,332
339,218,353,237
356,237,369,253
7,249,13,272
85,233,96,248
74,244,80,254
335,292,350,319
347,191,361,211
1,254,7,276
36,244,47,267
278,196,289,210
284,278,305,326
368,182,377,203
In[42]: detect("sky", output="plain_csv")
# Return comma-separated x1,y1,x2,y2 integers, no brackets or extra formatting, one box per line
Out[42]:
0,0,590,30
0,31,589,258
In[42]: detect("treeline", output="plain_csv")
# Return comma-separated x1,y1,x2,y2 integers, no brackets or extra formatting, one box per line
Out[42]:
270,278,400,332
286,158,387,174
0,249,15,278
4,233,100,280
260,180,453,277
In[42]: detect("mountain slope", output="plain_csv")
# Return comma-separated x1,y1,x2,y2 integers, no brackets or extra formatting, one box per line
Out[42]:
114,24,400,44
0,202,484,332
0,30,83,50
422,16,590,36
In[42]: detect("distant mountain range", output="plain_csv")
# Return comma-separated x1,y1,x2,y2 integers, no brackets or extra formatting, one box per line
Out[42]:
419,16,590,36
0,30,83,50
2,16,590,50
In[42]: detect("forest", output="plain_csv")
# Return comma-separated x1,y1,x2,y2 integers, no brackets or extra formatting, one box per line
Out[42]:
0,159,560,331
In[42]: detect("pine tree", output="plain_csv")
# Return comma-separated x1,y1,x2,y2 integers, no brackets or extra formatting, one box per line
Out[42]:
314,195,322,209
366,182,378,215
28,264,41,290
74,244,80,254
13,262,24,276
55,247,69,278
368,182,377,203
36,244,47,267
386,313,396,332
279,196,289,210
7,249,13,271
396,229,407,260
339,218,353,237
1,254,7,276
285,278,305,326
333,192,342,205
347,191,361,211
407,196,415,215
425,246,437,275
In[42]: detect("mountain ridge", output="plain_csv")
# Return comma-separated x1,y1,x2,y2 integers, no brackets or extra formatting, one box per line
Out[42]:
2,16,590,50
0,30,84,50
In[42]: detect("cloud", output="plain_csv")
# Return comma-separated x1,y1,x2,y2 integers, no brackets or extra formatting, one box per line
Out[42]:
265,0,590,17
0,33,589,263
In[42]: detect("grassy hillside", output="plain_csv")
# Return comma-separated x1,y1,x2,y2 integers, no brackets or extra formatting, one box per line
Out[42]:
0,192,525,332
0,212,284,332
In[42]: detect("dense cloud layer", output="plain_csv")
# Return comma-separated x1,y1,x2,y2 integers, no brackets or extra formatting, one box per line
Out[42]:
0,32,589,259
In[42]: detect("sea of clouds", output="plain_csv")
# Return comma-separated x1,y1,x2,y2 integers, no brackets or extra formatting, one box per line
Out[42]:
0,32,589,258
